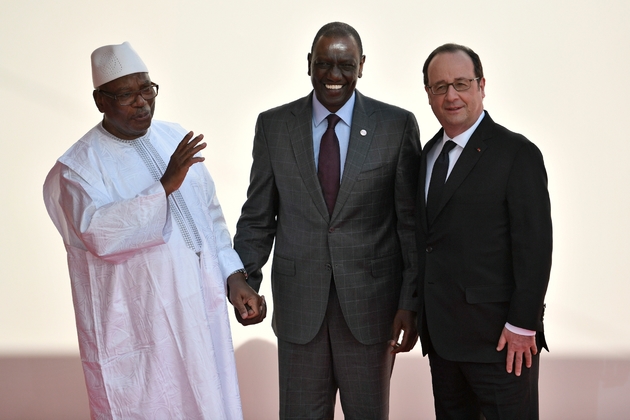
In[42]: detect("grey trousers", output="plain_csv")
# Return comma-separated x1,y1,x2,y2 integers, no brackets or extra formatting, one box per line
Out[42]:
278,281,394,420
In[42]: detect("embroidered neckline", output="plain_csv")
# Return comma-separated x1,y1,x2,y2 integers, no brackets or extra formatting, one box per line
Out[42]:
97,123,152,143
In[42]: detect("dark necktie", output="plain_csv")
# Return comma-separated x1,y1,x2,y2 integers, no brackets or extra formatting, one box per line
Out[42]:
318,114,342,215
426,140,457,223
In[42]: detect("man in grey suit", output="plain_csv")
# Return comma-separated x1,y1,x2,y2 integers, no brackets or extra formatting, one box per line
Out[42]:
234,22,421,419
416,43,552,419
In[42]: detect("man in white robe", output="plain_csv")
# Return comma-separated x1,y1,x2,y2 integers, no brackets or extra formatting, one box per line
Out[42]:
43,42,266,420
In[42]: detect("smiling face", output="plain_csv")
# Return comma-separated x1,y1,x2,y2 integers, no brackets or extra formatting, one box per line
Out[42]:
93,72,156,140
425,50,485,138
308,35,365,113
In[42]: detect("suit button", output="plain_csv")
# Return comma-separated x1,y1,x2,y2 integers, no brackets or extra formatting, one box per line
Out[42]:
329,227,335,233
426,246,433,253
326,264,332,271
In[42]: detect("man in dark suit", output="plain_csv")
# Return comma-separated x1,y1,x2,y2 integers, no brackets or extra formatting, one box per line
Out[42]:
234,22,421,419
416,43,552,419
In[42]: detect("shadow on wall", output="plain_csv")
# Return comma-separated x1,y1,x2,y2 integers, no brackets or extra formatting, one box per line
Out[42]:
1,340,629,419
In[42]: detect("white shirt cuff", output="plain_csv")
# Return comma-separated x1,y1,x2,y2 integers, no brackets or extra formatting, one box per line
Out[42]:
505,322,536,336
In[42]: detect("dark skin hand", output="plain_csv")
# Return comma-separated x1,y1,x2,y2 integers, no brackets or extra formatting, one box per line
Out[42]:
389,309,418,354
161,131,207,196
228,273,267,326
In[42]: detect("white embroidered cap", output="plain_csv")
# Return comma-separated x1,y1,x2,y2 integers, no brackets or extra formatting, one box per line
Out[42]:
91,42,148,88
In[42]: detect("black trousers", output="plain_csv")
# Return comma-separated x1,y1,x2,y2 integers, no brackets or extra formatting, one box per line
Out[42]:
428,350,540,420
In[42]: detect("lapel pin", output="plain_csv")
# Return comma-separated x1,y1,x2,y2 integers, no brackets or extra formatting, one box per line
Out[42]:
360,129,367,136
476,147,481,152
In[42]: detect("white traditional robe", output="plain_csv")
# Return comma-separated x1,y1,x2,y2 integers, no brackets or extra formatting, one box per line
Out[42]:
43,121,243,420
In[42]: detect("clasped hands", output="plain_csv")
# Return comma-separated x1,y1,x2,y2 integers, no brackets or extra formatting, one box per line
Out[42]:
227,272,267,326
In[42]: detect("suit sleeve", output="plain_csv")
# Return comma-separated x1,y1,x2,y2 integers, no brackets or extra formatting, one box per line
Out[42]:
506,140,552,331
233,113,279,292
395,111,422,311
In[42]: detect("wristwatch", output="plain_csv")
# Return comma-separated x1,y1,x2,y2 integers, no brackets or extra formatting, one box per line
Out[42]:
229,268,248,279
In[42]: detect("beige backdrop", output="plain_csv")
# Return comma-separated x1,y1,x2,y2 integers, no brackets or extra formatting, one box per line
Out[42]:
1,0,629,418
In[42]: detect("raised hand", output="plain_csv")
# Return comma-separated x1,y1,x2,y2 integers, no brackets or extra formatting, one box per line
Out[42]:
161,131,206,196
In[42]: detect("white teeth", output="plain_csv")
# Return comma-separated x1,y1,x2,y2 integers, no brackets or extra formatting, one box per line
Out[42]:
326,84,343,90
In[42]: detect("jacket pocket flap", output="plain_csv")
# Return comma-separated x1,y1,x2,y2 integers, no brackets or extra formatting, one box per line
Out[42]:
273,256,295,276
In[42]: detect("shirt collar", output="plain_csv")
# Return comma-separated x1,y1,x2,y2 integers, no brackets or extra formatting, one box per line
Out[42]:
312,91,356,127
440,110,486,149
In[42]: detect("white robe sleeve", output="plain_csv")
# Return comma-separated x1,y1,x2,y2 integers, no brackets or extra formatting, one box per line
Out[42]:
55,163,172,264
198,167,244,280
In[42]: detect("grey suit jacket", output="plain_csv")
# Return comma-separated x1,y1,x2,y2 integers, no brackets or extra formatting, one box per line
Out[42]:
234,91,421,345
416,112,552,363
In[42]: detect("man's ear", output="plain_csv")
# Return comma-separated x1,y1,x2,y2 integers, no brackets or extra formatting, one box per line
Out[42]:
307,53,312,76
425,86,432,105
479,77,486,99
93,90,105,113
358,55,366,78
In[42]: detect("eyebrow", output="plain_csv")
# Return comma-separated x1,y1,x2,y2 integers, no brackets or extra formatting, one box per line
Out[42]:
432,77,475,84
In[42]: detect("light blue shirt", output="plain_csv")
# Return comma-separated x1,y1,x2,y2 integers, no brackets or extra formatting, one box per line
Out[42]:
312,92,356,182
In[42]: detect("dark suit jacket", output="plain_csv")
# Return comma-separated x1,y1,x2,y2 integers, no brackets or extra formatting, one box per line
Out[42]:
234,90,421,345
416,111,552,363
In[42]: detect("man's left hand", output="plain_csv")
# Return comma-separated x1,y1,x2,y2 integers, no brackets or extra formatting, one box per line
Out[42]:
389,309,418,354
496,327,538,376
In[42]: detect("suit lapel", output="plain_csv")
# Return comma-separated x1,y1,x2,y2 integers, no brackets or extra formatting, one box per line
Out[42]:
332,91,377,221
287,94,331,220
432,113,494,221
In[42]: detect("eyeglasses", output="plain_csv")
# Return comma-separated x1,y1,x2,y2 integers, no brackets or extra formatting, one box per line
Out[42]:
97,83,159,106
427,78,480,95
